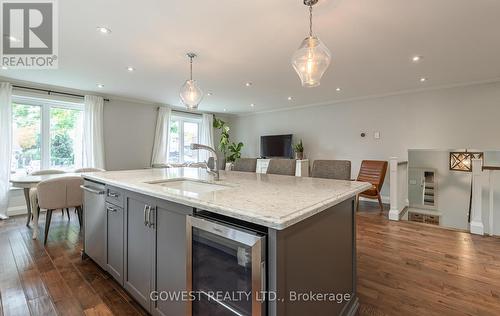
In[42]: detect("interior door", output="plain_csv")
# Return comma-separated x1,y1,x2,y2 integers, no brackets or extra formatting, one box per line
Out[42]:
408,168,437,209
408,168,424,207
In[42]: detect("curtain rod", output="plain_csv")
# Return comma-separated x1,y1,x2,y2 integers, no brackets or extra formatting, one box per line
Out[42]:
158,106,204,116
12,85,110,102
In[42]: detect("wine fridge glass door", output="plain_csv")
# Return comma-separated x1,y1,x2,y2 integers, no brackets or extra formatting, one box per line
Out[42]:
187,216,266,316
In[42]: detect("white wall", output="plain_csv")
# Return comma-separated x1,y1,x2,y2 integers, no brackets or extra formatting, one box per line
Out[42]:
103,99,158,170
230,81,500,199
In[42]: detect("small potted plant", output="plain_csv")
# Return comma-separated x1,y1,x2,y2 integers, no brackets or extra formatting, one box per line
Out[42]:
226,142,244,170
293,140,304,160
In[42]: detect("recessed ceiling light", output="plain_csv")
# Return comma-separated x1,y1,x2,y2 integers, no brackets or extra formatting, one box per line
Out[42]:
250,103,255,107
97,26,111,34
223,108,227,112
336,87,341,92
287,96,293,101
207,92,213,96
126,66,135,72
245,82,253,87
412,55,423,63
97,83,105,88
419,77,427,82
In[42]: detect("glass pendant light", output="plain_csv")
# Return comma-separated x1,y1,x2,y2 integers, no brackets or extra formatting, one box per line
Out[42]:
291,0,332,88
180,52,204,110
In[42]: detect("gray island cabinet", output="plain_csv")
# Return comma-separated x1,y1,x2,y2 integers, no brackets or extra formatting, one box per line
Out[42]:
82,168,371,316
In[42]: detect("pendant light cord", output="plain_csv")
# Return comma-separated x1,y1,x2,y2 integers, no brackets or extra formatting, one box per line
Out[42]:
309,5,313,37
189,57,193,80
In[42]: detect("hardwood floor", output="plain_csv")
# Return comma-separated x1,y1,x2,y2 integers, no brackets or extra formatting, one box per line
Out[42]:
357,204,500,316
0,203,499,316
0,211,146,316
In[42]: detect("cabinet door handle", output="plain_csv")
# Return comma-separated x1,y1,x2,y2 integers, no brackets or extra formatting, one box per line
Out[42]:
143,205,149,226
148,206,155,228
106,206,117,212
108,192,119,198
146,205,151,227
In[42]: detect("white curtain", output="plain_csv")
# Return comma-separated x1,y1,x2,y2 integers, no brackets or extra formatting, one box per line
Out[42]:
200,113,215,163
151,106,172,166
83,95,105,169
0,83,12,219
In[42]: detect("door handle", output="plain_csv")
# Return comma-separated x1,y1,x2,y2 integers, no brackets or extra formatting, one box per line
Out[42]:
143,205,149,226
145,205,151,227
148,206,155,228
106,206,117,212
108,191,119,198
80,185,105,195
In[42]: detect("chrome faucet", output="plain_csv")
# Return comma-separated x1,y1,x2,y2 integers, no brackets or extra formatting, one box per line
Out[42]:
190,143,219,180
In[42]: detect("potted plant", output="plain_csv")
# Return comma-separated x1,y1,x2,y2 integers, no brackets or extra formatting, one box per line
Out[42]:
293,139,304,160
213,117,244,170
226,142,244,170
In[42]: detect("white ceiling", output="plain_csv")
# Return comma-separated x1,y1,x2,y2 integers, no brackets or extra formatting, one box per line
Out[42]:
2,0,500,114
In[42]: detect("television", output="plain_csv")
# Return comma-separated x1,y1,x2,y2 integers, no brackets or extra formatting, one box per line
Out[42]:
260,134,293,158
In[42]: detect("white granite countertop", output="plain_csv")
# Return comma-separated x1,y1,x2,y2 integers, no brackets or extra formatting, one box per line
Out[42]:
83,168,372,230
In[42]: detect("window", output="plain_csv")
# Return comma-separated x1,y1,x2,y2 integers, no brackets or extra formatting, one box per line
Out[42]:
168,113,201,164
11,97,83,176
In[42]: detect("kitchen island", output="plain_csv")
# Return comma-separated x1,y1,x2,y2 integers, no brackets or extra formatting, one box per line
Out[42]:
81,167,371,316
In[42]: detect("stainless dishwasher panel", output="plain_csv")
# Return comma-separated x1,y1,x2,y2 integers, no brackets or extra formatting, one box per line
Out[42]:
82,180,106,269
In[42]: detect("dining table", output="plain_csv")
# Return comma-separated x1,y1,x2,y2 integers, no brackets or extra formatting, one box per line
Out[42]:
10,173,82,239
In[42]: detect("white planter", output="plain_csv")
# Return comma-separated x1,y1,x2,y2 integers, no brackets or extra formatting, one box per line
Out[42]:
225,162,233,171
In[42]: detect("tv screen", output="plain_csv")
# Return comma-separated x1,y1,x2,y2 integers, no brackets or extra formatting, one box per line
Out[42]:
260,134,293,158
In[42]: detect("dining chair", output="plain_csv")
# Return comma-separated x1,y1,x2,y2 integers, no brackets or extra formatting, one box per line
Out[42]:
356,160,388,212
311,160,351,180
28,170,67,221
36,176,84,245
232,158,258,172
267,159,296,176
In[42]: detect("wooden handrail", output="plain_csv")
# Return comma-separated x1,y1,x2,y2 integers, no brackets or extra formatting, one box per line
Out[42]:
483,166,500,171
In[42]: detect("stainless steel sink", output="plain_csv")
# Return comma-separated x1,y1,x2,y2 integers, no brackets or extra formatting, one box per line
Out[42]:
145,178,231,194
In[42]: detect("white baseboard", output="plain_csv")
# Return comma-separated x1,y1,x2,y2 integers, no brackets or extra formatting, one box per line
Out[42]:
470,221,484,235
7,205,28,216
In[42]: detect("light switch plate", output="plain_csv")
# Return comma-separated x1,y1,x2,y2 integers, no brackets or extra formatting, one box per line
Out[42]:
374,131,380,139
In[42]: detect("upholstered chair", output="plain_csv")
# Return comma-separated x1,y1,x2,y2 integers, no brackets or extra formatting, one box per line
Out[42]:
36,176,84,244
311,160,351,180
30,169,66,176
232,158,258,172
267,159,296,176
28,170,67,223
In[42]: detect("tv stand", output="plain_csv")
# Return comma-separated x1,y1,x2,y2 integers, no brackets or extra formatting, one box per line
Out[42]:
256,159,310,177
